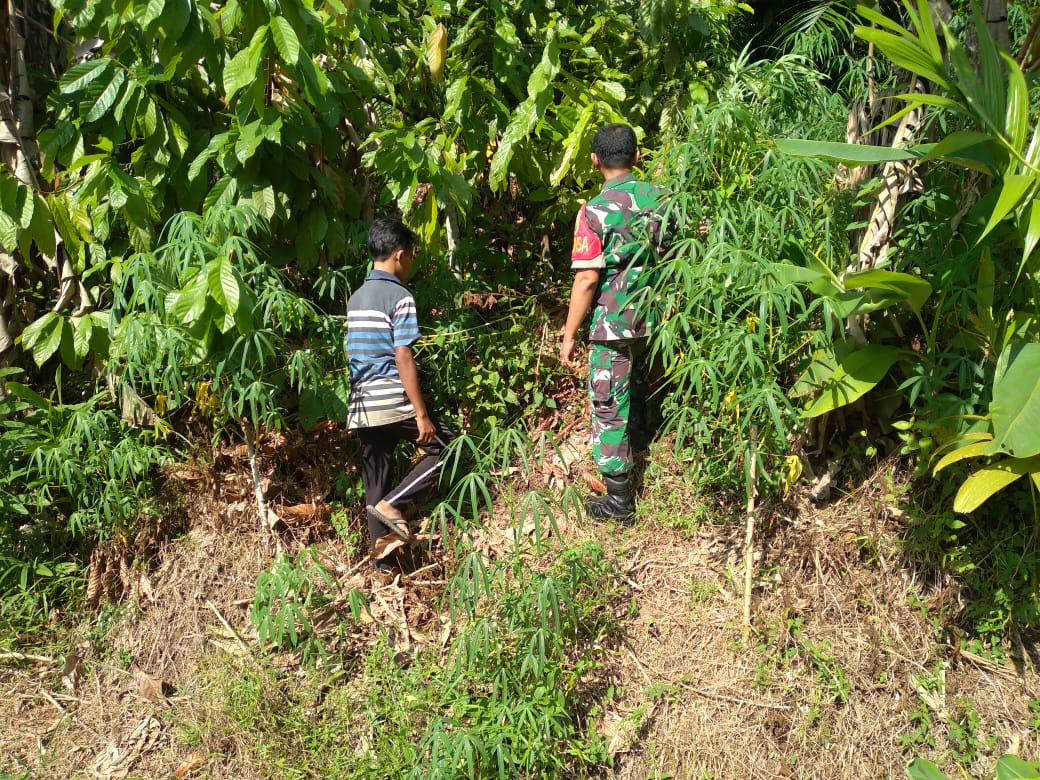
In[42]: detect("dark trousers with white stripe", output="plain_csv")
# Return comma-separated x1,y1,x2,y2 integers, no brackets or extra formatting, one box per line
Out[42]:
357,416,456,548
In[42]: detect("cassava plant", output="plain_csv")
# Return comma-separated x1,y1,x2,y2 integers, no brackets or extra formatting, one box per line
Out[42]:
645,51,848,498
108,203,348,539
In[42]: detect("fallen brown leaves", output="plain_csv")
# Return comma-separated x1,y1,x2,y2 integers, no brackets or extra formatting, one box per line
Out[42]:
581,470,607,494
131,665,171,705
174,752,206,777
61,643,88,693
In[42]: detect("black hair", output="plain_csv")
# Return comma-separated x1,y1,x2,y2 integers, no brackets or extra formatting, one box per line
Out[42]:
592,123,637,168
368,217,416,262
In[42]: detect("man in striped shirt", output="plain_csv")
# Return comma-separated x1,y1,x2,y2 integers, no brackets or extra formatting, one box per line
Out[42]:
346,217,455,574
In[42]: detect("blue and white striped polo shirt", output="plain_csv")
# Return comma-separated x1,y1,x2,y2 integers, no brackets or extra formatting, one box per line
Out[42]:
345,270,421,429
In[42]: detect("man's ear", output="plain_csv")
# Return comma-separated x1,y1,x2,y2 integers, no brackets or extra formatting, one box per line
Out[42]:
634,150,641,163
590,152,600,169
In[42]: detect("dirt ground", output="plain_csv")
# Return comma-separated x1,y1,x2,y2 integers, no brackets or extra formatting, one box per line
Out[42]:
3,441,1040,779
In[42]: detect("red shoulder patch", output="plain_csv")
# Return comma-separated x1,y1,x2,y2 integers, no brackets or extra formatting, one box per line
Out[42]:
571,203,603,262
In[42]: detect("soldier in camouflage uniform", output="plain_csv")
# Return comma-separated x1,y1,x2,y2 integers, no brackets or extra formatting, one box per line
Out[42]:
560,123,669,523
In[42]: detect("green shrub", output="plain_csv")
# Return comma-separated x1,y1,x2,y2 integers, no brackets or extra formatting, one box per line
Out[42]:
647,53,846,496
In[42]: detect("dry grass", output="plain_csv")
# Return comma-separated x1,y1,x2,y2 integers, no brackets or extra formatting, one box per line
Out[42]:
602,456,1040,780
3,437,1040,779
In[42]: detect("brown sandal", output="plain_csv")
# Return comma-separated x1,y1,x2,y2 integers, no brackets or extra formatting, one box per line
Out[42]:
366,504,415,543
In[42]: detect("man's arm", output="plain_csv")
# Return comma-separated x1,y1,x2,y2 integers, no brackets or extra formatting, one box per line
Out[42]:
395,345,436,444
560,268,600,364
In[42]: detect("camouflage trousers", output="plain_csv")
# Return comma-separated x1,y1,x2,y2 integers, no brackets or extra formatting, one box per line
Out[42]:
588,338,646,477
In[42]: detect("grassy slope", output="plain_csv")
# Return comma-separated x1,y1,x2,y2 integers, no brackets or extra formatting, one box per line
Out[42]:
3,424,1040,780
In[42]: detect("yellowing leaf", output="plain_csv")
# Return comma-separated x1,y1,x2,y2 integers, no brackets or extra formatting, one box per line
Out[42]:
931,439,991,475
781,455,802,495
954,457,1040,513
426,23,447,84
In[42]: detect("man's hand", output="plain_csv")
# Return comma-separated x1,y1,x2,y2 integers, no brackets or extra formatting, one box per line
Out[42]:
560,333,579,366
561,268,598,368
416,413,436,445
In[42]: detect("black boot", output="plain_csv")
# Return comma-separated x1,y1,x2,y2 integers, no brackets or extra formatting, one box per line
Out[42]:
585,473,635,523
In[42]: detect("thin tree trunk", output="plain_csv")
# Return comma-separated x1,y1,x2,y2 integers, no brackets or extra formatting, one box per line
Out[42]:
0,0,30,361
853,79,925,274
984,0,1010,53
3,0,35,187
2,0,98,359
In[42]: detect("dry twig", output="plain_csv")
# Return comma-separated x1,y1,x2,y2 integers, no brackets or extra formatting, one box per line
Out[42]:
205,599,254,658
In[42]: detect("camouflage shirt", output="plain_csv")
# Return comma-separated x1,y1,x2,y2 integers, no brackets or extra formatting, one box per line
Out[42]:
570,173,668,342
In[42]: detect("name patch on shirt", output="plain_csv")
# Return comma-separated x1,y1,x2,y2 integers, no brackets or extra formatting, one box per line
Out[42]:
571,203,603,263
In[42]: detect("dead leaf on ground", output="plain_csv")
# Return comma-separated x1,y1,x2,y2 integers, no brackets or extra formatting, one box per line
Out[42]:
206,634,252,658
131,665,170,704
61,644,87,693
600,703,657,755
582,471,607,493
281,502,324,518
92,715,163,779
259,432,288,454
174,751,206,777
137,572,155,604
373,534,408,558
166,469,205,482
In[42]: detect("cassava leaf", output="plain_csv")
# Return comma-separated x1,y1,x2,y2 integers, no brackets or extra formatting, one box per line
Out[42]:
207,257,240,315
